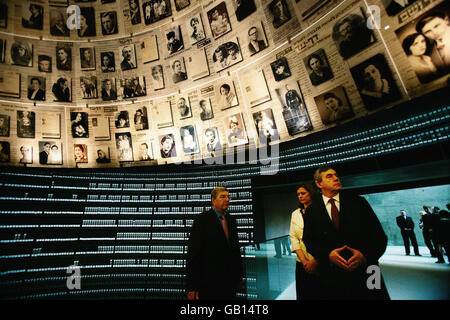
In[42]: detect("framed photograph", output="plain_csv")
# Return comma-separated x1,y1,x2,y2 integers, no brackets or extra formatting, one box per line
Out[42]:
174,95,192,120
120,76,146,99
187,48,210,81
0,3,7,28
22,3,44,30
19,145,33,164
129,0,142,25
142,0,172,25
159,133,177,158
115,110,130,128
141,35,159,64
100,52,115,73
240,69,271,107
153,100,173,128
165,25,184,55
136,141,154,161
180,125,199,154
0,71,21,98
171,57,188,84
80,47,95,71
252,108,279,144
0,114,10,137
268,0,291,29
52,77,71,102
80,76,98,99
41,112,61,139
11,41,33,67
78,7,96,37
38,55,52,73
70,111,89,138
224,113,248,147
0,39,5,63
0,141,9,163
199,98,213,121
134,106,149,131
274,80,312,136
17,110,35,138
233,0,256,22
74,144,88,163
175,0,190,11
247,22,268,56
212,37,243,72
150,65,165,90
101,78,117,101
50,9,70,36
204,127,222,152
40,141,62,165
313,86,354,124
207,2,232,39
350,54,402,109
92,116,111,141
332,8,376,60
56,46,72,71
101,11,118,35
115,132,134,162
186,13,206,45
27,76,46,101
382,0,416,16
119,44,137,71
215,80,238,110
270,56,291,81
304,48,334,86
95,146,111,164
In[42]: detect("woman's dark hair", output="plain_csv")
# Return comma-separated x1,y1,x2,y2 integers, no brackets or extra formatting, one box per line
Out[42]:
296,181,316,208
323,92,343,106
401,33,431,56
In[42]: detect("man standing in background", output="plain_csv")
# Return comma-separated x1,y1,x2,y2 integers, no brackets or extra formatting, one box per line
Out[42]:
396,210,421,256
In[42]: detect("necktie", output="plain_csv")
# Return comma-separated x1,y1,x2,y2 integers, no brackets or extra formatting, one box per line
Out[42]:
220,214,229,241
329,198,339,229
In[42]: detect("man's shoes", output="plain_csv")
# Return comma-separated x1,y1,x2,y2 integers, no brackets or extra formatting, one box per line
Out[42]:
415,254,421,256
435,260,445,263
406,253,410,256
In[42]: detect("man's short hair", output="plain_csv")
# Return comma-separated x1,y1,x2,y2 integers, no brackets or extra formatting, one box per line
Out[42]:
313,165,335,182
416,11,446,34
211,186,229,199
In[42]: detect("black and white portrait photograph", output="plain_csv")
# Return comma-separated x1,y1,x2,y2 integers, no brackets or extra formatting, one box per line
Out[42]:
171,58,188,84
0,114,10,137
19,145,33,164
38,55,52,73
247,23,268,56
270,56,291,81
52,77,71,102
120,44,137,71
240,69,271,107
165,26,184,55
95,146,111,164
78,7,96,37
314,86,354,124
159,133,177,158
252,108,279,144
204,127,222,152
382,0,417,16
187,13,206,45
215,80,239,110
304,48,334,86
80,76,98,99
0,3,7,28
27,76,45,101
180,125,199,154
71,111,89,138
199,98,213,121
92,116,111,141
101,11,118,35
268,0,291,29
137,141,154,161
116,132,134,162
234,0,256,22
80,47,95,71
134,107,149,131
56,46,71,71
207,2,232,39
101,78,118,101
41,142,62,165
141,35,159,63
395,3,450,83
0,39,5,63
22,3,43,30
11,41,32,67
101,52,115,72
0,71,20,99
153,100,173,129
142,0,172,25
50,9,70,36
0,141,9,163
121,76,146,99
274,80,312,136
41,112,61,139
174,96,192,119
224,113,248,147
115,110,130,128
17,110,35,139
150,64,165,90
350,54,402,110
175,0,190,11
129,0,142,25
212,38,243,72
332,9,376,60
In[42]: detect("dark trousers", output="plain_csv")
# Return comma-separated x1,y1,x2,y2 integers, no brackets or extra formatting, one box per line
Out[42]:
295,261,322,300
401,229,419,255
423,230,437,256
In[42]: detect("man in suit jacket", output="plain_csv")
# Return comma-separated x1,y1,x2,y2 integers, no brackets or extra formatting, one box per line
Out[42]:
39,142,50,164
303,166,389,299
186,187,242,300
396,210,421,256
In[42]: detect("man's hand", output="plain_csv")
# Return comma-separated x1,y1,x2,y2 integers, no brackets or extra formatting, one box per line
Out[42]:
329,245,367,272
303,258,318,274
329,246,350,270
187,291,199,300
346,246,367,271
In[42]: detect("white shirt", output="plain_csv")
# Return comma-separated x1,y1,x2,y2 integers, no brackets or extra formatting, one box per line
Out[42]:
289,208,314,263
322,193,340,221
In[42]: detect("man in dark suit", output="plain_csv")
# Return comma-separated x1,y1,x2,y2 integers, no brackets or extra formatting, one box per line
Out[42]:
28,78,45,101
396,210,420,256
303,166,389,300
39,142,50,164
186,187,242,300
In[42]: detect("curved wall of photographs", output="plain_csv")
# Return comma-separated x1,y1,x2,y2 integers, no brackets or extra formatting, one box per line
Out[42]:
0,0,449,168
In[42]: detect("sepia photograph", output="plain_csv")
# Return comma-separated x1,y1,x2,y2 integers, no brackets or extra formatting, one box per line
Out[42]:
129,0,142,25
150,65,165,90
137,141,154,161
0,71,21,98
38,55,52,73
304,48,334,86
41,112,61,139
171,58,188,84
142,0,172,25
215,80,239,110
95,146,111,163
80,76,98,99
187,13,206,45
134,107,149,131
74,144,88,163
80,47,95,71
52,77,71,102
212,38,243,72
159,133,177,158
0,3,7,28
0,114,10,137
115,110,130,128
27,76,46,101
92,116,111,141
22,3,43,30
0,141,9,163
141,35,159,64
11,41,32,67
50,8,70,36
153,100,173,128
100,52,115,73
270,56,291,81
314,86,354,124
101,11,118,35
0,39,5,63
268,0,291,29
71,111,89,138
56,46,72,71
120,76,146,99
382,0,417,16
199,98,213,121
187,48,210,81
247,22,268,56
19,145,33,164
174,96,192,120
17,110,35,138
78,7,96,37
252,108,279,144
165,25,184,55
115,132,134,162
180,125,199,154
234,0,257,22
240,69,271,107
207,2,232,39
204,127,222,152
101,78,117,101
175,0,190,11
120,44,137,71
40,141,62,165
224,113,248,147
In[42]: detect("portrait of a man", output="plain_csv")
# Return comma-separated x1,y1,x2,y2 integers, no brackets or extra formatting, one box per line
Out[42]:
101,11,118,35
247,24,268,56
120,44,137,71
38,55,52,73
171,58,188,84
304,49,334,86
268,0,291,29
50,9,70,36
160,134,177,158
56,46,71,71
165,26,184,55
52,77,71,102
27,76,45,101
204,127,222,152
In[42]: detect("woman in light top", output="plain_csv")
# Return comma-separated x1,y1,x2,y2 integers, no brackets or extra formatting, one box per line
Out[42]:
402,33,438,83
